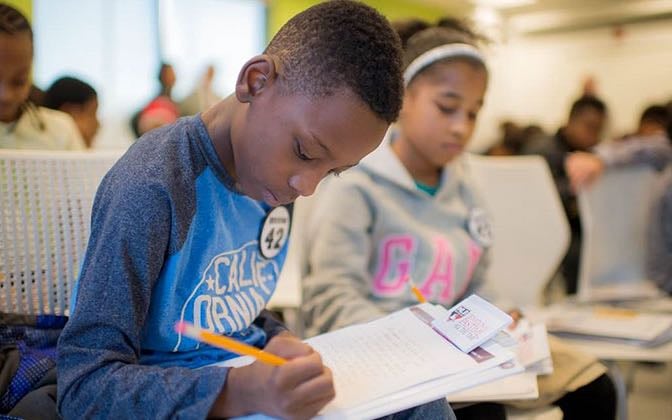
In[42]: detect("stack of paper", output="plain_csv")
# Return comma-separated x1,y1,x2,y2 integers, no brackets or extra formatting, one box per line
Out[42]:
508,321,553,375
217,295,523,419
446,320,553,403
312,299,517,419
612,296,672,313
545,305,672,347
580,282,664,303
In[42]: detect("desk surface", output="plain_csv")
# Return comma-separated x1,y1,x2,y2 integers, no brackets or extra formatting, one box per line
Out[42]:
526,300,672,362
559,337,672,362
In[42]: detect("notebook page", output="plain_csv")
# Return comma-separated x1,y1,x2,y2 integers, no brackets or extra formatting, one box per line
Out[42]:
307,304,494,412
336,340,516,419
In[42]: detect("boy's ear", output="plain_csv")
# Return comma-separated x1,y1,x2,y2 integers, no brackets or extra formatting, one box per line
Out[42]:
235,55,277,103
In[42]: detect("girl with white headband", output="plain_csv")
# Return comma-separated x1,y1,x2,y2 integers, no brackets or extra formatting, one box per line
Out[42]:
303,19,617,420
304,19,491,341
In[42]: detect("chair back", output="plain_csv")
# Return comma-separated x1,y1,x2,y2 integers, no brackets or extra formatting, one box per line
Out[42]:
465,155,570,307
0,149,123,315
577,166,661,301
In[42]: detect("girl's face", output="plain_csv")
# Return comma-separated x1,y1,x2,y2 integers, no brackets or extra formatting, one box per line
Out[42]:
0,33,32,123
398,59,487,168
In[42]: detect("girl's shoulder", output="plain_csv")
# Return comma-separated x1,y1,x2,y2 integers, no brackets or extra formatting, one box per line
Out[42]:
36,107,86,150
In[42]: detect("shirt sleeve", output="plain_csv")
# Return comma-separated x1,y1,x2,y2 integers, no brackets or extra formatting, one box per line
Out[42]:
57,172,227,419
253,309,289,339
48,108,87,150
594,136,672,171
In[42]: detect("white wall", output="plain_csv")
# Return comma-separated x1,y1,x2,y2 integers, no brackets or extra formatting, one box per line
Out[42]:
470,18,672,152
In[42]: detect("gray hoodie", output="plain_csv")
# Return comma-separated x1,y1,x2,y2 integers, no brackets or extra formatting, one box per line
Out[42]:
302,142,490,338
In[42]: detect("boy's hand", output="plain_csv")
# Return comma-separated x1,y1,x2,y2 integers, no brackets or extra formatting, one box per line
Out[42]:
565,152,605,192
211,335,335,420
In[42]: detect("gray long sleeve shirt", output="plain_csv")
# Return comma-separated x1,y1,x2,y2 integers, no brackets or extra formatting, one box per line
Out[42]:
57,116,289,419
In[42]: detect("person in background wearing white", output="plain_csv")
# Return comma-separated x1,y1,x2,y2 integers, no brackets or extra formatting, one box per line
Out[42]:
0,4,85,150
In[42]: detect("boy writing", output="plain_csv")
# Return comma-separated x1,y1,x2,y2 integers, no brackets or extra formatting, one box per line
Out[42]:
57,1,404,418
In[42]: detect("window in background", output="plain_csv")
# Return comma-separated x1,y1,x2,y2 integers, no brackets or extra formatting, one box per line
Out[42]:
33,0,160,148
32,0,266,148
159,0,266,101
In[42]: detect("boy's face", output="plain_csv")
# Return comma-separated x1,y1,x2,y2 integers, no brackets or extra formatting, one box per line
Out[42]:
231,86,388,206
565,108,605,150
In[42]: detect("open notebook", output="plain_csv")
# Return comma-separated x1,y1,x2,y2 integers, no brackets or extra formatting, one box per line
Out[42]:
545,305,672,347
217,296,516,419
446,321,552,403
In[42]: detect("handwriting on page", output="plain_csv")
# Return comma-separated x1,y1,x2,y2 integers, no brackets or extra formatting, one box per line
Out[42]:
317,326,432,387
307,311,478,410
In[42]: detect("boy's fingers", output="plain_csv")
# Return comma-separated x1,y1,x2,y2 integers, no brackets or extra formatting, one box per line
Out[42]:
283,372,336,419
265,335,314,359
290,367,335,404
276,352,326,388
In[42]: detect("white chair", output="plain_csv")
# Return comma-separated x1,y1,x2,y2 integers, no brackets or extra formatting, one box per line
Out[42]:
464,155,571,308
0,149,123,315
267,193,321,335
466,157,645,420
455,156,570,420
577,166,663,302
544,166,672,420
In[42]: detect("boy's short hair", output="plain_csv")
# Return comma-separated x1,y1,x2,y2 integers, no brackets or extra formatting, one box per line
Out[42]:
569,95,607,119
264,0,403,124
44,77,97,110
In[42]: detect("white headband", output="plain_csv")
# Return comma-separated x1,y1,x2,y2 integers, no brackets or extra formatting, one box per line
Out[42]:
403,43,486,87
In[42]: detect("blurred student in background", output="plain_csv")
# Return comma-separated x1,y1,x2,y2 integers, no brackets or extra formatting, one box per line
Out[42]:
44,76,100,148
131,62,180,137
487,121,543,156
630,104,669,138
178,64,221,116
523,95,608,295
566,105,672,294
0,4,85,150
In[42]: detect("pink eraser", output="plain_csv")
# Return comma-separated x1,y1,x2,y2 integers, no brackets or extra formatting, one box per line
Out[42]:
175,321,188,334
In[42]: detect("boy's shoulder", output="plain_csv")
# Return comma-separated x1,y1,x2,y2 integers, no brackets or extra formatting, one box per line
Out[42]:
111,117,206,185
96,116,212,216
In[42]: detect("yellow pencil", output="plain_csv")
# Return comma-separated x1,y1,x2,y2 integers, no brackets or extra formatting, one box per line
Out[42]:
403,275,427,303
175,321,287,366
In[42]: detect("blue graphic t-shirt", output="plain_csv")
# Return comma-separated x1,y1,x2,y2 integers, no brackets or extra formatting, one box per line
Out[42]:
65,113,286,367
59,115,290,419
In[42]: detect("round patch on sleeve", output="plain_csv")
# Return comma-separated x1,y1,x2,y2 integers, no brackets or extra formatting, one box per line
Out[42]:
259,206,291,259
468,207,493,247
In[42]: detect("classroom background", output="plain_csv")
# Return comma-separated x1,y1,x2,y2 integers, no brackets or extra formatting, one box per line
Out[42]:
2,1,672,419
5,0,672,152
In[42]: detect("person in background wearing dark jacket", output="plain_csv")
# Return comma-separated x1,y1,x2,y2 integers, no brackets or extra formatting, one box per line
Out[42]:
523,95,608,294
